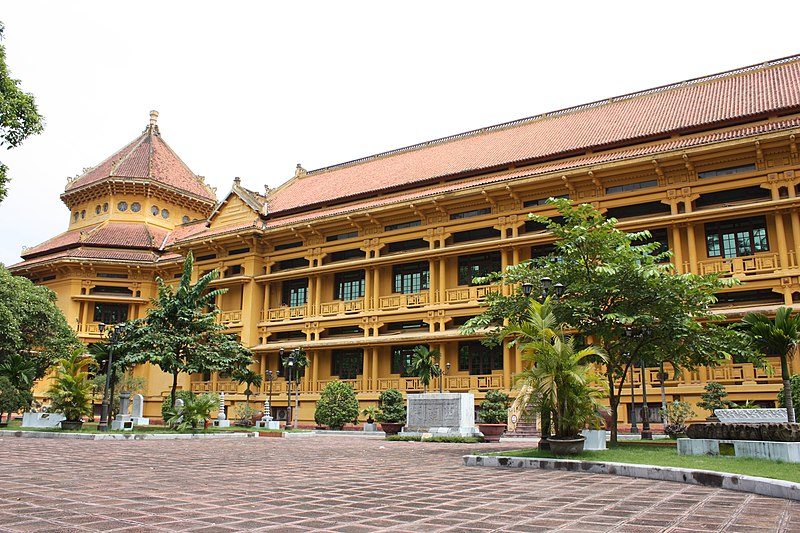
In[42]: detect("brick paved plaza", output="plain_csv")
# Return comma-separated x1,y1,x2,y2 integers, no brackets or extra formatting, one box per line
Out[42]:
1,436,798,532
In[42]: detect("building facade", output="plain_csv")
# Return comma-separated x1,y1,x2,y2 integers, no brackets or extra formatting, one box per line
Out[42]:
11,57,800,425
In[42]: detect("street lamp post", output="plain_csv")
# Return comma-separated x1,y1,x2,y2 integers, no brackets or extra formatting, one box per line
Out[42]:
640,356,653,440
286,350,295,430
629,360,638,434
292,348,301,429
97,322,125,432
437,361,450,394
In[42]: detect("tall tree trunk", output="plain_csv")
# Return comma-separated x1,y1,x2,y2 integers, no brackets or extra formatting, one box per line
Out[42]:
607,373,618,444
781,354,795,423
170,371,179,409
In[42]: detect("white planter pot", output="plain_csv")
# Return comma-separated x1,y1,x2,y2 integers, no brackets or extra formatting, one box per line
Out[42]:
581,429,607,450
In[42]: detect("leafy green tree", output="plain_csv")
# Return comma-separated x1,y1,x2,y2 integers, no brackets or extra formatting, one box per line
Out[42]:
375,388,406,424
696,381,734,414
0,21,45,203
777,374,800,420
118,252,254,408
0,266,80,383
314,380,359,430
742,307,800,423
232,366,262,408
463,199,756,443
410,345,440,393
478,390,510,425
0,375,32,423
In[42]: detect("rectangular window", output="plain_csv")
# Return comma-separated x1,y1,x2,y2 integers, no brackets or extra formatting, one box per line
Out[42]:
93,303,128,324
523,195,569,208
450,207,491,220
225,265,242,276
387,239,427,253
334,270,365,300
391,345,417,377
275,241,302,251
698,163,756,179
327,326,364,336
458,252,501,285
458,341,502,375
393,262,429,294
452,227,501,243
695,186,771,209
331,349,363,379
387,320,426,331
228,247,250,256
327,231,358,242
385,220,421,232
275,257,309,271
196,253,217,262
637,228,669,260
90,286,133,296
330,249,366,262
282,279,308,306
605,180,658,195
96,273,128,279
705,217,768,258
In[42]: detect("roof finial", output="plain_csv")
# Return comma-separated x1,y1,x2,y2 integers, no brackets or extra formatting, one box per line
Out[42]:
295,164,307,178
149,110,159,127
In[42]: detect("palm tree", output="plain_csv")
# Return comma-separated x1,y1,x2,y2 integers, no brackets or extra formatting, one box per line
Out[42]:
410,345,441,393
742,307,798,423
504,298,607,438
232,366,263,409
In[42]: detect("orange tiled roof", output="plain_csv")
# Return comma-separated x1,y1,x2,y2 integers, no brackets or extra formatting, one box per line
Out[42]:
21,223,171,260
64,113,215,202
267,56,800,215
10,248,161,270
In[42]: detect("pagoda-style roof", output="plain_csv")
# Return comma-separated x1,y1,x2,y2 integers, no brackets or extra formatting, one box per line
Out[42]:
61,111,216,206
266,55,800,216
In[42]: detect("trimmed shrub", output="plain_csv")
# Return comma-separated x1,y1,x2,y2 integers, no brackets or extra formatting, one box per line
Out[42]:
314,381,359,430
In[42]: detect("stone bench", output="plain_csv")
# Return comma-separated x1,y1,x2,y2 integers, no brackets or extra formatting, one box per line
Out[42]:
714,408,787,423
678,438,800,463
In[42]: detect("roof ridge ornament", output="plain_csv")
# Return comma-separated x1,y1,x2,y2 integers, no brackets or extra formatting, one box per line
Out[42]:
295,163,307,178
147,110,160,135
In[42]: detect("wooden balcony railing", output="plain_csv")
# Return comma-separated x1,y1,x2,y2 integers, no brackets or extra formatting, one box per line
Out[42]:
622,361,783,389
319,299,365,316
698,253,780,276
378,291,429,310
217,310,242,327
444,284,502,304
267,305,307,321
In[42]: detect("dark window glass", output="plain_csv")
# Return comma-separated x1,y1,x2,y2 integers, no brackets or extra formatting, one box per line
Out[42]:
327,326,364,336
196,253,217,262
393,262,429,294
714,289,783,306
451,316,476,326
636,228,669,260
93,303,128,323
605,201,671,220
385,220,421,231
387,239,427,253
330,249,366,262
387,320,426,331
605,180,658,195
96,273,128,279
276,257,310,271
331,349,363,379
698,163,756,179
131,202,141,213
458,341,502,375
275,241,303,250
695,186,770,209
327,231,358,242
523,195,569,207
705,216,768,258
525,216,565,233
225,265,242,276
391,345,417,376
282,279,308,306
228,248,250,256
458,252,501,285
90,285,133,296
450,208,491,220
452,227,501,243
334,270,365,300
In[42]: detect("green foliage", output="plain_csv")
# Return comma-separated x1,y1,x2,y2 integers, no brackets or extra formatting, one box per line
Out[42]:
376,388,406,424
232,366,262,402
777,374,800,419
507,298,608,438
478,390,510,424
90,372,146,415
118,252,254,407
462,199,755,443
164,392,218,430
314,381,359,430
160,390,197,422
232,402,257,425
410,345,440,392
0,21,45,203
0,266,80,382
697,382,734,413
361,405,380,423
742,308,799,422
46,349,95,421
0,375,32,422
661,400,695,439
281,348,310,378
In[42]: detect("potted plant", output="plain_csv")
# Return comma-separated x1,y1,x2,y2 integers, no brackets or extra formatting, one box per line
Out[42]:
505,298,607,455
46,349,95,430
376,388,406,435
697,382,733,421
661,400,695,439
361,405,380,431
477,390,510,442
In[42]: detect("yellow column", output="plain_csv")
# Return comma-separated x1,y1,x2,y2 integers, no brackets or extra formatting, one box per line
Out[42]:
262,281,270,320
311,351,319,393
775,212,790,271
790,212,800,269
372,347,379,391
686,224,698,274
374,268,381,309
429,259,436,304
672,226,684,274
364,268,372,311
501,250,509,295
512,246,520,266
362,349,370,392
502,342,511,390
439,258,446,302
514,344,522,374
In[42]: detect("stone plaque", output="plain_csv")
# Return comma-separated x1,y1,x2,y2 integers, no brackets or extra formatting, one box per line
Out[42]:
405,393,480,437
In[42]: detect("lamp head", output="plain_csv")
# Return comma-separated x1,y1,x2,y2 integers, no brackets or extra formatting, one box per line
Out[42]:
279,347,285,357
446,362,451,370
540,276,552,292
98,322,106,333
554,282,565,298
521,282,534,297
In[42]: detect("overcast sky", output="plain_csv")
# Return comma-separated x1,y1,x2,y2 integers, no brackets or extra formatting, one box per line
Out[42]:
0,2,797,266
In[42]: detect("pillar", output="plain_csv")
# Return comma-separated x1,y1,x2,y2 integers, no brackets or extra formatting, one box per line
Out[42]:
686,224,698,274
372,347,379,391
502,342,511,390
671,226,684,274
775,212,790,271
790,212,800,269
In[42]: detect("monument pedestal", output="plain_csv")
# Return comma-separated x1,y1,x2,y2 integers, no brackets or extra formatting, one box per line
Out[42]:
111,416,133,431
22,412,65,428
404,393,481,437
256,420,281,429
213,419,231,428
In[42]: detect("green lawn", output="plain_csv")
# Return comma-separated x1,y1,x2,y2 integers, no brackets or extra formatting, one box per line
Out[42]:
488,443,800,484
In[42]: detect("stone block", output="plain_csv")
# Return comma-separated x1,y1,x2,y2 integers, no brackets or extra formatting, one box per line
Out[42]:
677,438,719,456
581,429,607,450
405,393,480,437
213,420,231,428
21,412,66,428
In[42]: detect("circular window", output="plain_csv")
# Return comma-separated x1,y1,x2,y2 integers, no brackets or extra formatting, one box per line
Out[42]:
95,205,101,215
117,202,128,212
80,210,86,219
151,205,159,215
182,215,190,224
73,212,79,222
161,209,169,219
103,203,109,212
131,202,141,213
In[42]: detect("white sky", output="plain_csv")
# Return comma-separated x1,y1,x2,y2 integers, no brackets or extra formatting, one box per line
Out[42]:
0,1,797,266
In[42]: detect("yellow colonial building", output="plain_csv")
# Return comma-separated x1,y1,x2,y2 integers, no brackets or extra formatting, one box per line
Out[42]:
11,56,800,426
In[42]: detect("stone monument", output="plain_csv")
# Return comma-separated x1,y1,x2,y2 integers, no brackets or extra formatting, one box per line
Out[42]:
213,392,231,427
111,391,134,430
21,412,66,428
404,393,481,437
130,394,150,425
256,396,280,430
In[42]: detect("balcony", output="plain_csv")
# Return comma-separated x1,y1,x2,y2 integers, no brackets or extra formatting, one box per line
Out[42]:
444,284,502,304
378,291,429,311
698,253,781,276
622,361,783,389
319,299,365,316
217,310,242,327
267,305,307,321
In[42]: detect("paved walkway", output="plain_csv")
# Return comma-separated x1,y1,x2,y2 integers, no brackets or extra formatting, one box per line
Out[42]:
1,437,798,532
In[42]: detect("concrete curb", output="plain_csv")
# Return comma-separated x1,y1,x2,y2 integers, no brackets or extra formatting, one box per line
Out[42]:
463,454,800,502
0,430,259,440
